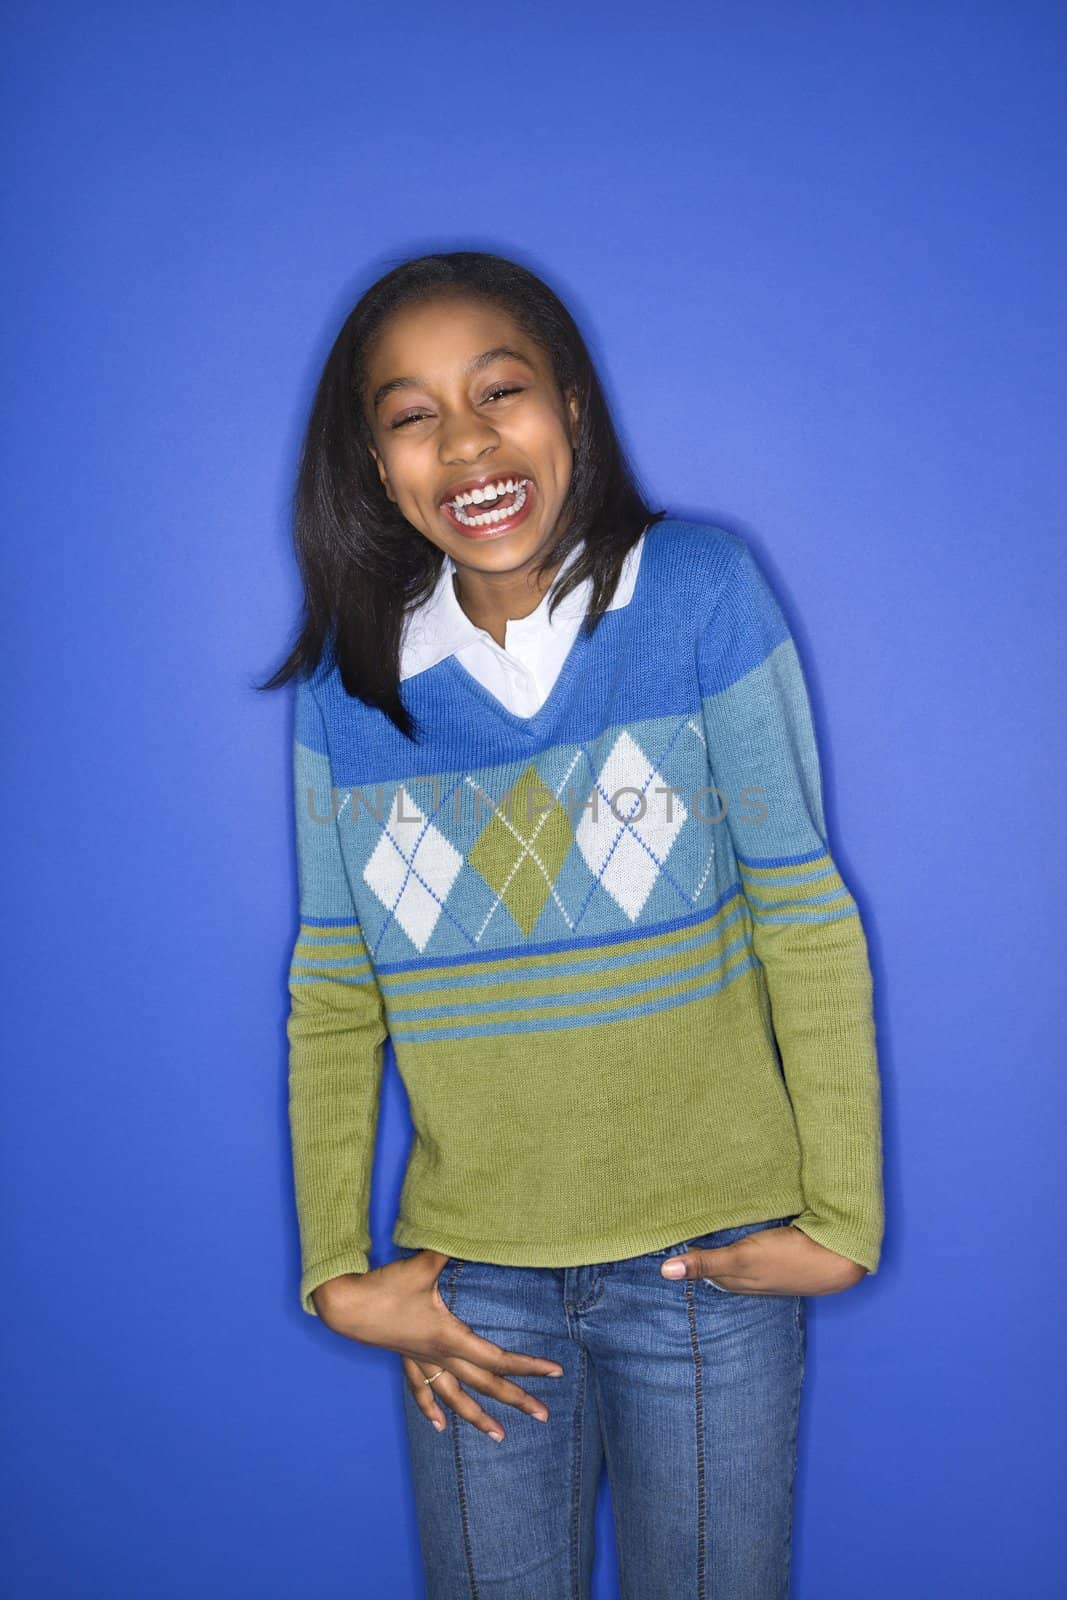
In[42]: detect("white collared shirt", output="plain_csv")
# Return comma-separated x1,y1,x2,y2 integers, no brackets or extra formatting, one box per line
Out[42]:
398,532,646,718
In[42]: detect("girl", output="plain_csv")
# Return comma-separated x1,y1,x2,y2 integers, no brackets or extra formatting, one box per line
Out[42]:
262,251,885,1599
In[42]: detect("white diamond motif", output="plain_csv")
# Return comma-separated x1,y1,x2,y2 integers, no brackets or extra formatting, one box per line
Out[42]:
363,786,463,951
576,731,687,919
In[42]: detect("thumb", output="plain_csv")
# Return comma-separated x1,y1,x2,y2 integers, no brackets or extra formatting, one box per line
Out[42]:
661,1244,731,1280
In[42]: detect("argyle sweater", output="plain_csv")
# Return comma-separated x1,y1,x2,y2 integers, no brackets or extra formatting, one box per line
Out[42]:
286,518,886,1315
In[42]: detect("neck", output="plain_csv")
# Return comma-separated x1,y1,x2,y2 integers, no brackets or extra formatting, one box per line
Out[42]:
452,550,568,648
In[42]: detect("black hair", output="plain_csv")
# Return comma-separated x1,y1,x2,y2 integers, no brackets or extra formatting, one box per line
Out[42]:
258,250,667,740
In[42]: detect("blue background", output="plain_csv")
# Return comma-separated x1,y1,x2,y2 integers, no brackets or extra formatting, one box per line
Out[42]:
3,2,1064,1595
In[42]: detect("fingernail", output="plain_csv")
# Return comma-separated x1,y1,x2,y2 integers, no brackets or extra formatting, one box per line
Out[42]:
662,1260,685,1277
533,1411,548,1423
432,1418,445,1432
546,1369,564,1377
488,1431,504,1443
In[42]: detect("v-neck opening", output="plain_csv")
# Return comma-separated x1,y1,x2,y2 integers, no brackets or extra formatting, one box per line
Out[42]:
442,531,653,736
445,614,594,735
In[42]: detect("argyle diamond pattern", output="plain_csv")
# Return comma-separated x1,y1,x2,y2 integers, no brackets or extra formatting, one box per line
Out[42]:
362,784,464,952
468,762,574,936
354,723,699,954
575,729,688,919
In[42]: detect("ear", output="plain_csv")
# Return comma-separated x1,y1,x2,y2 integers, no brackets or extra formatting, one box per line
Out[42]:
368,444,396,504
566,389,580,447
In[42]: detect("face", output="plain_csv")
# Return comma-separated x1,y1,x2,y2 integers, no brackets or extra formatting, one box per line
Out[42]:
363,296,580,581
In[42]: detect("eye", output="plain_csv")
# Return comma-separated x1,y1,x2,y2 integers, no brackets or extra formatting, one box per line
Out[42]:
388,387,524,431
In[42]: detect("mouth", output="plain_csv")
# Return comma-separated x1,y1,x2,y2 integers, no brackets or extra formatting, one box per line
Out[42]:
439,475,536,540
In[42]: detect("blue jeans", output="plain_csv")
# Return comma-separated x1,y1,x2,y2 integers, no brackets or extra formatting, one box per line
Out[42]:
394,1215,805,1599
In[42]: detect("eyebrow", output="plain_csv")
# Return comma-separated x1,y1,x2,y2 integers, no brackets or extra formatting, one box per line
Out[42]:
371,346,535,413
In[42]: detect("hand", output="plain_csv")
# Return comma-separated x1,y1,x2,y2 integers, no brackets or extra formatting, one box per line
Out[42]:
660,1224,867,1296
316,1250,565,1444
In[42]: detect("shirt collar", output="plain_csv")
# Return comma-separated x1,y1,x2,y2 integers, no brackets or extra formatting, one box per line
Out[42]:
398,530,645,683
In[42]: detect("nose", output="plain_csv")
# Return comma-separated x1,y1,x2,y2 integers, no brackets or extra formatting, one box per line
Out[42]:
437,405,500,465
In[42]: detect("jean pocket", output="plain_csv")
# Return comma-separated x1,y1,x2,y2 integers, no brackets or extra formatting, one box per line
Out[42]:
650,1215,795,1258
391,1244,455,1269
392,1244,458,1270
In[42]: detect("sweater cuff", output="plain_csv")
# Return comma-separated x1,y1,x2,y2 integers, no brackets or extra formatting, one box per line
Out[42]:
789,1211,882,1276
300,1250,371,1317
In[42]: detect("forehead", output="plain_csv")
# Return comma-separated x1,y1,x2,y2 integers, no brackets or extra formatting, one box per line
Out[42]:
364,296,542,387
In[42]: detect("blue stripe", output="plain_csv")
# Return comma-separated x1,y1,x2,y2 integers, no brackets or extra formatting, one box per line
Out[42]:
292,955,372,971
381,900,749,996
389,955,759,1043
751,904,858,927
290,973,380,989
739,862,838,890
735,844,830,870
370,887,743,976
385,933,753,1021
297,915,366,930
745,884,848,911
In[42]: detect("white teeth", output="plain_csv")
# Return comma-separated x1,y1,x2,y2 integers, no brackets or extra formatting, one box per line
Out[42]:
447,478,529,528
448,477,523,510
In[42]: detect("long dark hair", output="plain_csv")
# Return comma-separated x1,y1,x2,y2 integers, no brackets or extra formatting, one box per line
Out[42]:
258,250,667,740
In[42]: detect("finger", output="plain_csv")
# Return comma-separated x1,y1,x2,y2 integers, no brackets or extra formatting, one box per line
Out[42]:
401,1355,449,1433
406,1362,511,1444
660,1246,741,1282
445,1322,565,1383
441,1353,554,1422
661,1248,792,1295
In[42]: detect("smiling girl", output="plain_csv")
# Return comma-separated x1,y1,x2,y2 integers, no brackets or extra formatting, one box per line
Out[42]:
262,251,885,1598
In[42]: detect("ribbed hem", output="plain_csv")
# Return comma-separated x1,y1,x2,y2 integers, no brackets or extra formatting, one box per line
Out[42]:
300,1250,370,1317
392,1194,810,1268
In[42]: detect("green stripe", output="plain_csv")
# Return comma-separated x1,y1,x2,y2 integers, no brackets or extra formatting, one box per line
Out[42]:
388,938,756,1032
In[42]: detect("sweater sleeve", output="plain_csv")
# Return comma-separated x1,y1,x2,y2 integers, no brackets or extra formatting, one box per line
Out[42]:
697,536,886,1275
286,673,389,1315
